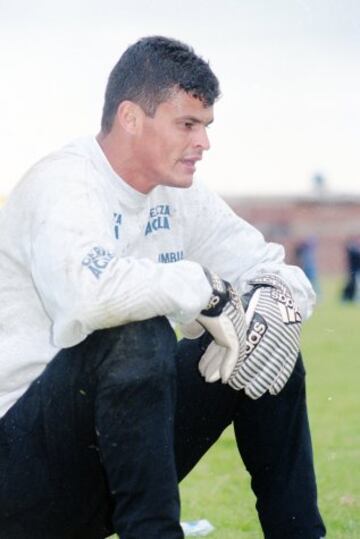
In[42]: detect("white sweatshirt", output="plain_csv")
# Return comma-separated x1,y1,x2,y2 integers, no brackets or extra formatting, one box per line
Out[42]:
0,136,315,417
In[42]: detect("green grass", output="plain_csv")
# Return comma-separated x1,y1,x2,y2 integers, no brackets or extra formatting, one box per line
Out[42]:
111,279,360,538
301,279,360,538
178,279,360,538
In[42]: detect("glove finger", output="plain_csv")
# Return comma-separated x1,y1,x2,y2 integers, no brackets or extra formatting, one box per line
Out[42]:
197,313,243,384
219,342,241,383
180,320,205,339
198,340,218,374
244,354,284,399
206,353,225,383
228,345,270,389
249,339,298,398
198,341,223,382
266,330,300,394
237,342,289,398
269,351,299,395
202,358,222,383
269,371,288,395
244,381,266,400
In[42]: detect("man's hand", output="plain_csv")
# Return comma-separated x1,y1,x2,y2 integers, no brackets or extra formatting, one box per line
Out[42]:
182,269,247,384
228,274,302,399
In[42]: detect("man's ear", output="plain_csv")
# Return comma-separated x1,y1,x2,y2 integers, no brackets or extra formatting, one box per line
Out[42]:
115,101,144,135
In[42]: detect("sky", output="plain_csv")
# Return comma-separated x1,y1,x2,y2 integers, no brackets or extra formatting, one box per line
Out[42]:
0,0,359,198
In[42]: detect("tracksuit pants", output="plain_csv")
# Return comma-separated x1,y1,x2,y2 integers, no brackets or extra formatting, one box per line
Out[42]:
0,317,326,538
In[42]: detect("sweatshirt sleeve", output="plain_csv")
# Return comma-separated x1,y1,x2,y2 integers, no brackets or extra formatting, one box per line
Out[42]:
28,170,211,348
185,181,316,320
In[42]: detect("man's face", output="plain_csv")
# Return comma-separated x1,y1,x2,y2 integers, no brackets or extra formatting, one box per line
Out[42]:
134,90,213,192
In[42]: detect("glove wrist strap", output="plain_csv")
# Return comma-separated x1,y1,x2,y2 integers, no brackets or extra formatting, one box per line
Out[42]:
248,273,290,294
201,268,231,316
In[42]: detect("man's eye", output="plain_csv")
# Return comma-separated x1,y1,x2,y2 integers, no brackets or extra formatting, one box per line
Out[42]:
184,122,194,129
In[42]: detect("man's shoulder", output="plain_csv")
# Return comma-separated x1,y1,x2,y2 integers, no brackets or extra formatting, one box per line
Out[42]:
29,137,95,179
17,138,98,193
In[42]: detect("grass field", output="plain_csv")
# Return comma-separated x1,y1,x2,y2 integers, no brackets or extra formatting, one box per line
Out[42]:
179,279,360,538
112,279,360,538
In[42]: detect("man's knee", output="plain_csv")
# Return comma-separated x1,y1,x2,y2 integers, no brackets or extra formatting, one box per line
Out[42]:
91,317,178,390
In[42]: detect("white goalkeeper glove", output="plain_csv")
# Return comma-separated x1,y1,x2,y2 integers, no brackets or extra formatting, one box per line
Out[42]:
182,269,247,384
228,274,302,399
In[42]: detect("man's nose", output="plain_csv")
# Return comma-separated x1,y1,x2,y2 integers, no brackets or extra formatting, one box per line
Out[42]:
194,126,210,151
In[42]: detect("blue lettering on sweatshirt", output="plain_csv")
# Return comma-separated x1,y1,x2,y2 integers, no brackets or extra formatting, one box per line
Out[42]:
158,251,184,263
145,205,171,236
113,213,122,240
82,246,115,279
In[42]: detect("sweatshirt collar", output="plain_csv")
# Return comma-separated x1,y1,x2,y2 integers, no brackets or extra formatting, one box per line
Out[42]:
89,136,148,209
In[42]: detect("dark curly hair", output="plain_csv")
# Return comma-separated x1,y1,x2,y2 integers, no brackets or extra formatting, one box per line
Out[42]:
100,36,220,133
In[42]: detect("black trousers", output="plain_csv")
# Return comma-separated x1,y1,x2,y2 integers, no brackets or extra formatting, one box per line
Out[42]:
0,317,326,538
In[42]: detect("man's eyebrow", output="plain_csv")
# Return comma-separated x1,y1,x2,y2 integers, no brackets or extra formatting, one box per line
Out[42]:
178,116,214,127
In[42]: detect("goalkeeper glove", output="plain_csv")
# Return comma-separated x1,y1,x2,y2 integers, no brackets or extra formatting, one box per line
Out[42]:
228,274,302,399
182,269,247,384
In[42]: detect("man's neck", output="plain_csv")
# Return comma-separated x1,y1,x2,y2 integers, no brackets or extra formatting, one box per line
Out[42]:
96,132,153,194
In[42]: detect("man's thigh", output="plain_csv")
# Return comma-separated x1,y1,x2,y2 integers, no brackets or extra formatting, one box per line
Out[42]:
0,338,113,538
0,318,179,538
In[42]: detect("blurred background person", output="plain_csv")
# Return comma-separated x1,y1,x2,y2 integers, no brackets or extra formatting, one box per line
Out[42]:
295,236,321,296
341,237,360,302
